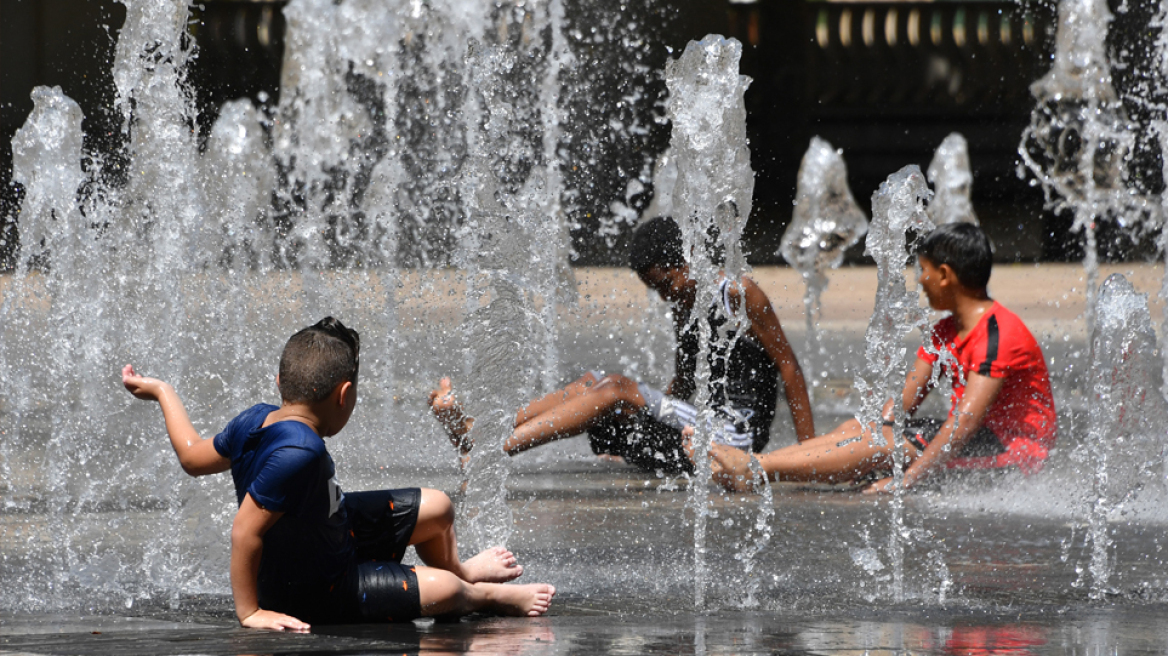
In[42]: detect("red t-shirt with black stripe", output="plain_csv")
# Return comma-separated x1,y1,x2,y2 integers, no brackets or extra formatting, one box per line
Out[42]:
916,302,1057,473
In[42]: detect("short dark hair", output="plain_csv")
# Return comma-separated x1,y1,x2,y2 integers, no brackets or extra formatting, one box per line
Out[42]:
630,216,685,276
278,317,360,404
917,223,993,289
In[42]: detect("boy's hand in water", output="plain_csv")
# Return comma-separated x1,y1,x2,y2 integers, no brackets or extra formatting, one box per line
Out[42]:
683,427,756,491
239,608,310,632
121,364,172,401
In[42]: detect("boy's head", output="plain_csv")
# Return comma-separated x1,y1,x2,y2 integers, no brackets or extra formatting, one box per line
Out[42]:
917,223,993,291
630,216,686,277
279,317,361,406
630,216,696,304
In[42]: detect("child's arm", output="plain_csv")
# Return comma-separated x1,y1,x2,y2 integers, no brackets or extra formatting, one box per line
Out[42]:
889,356,935,422
231,494,310,631
736,278,816,442
866,371,1004,493
121,364,231,476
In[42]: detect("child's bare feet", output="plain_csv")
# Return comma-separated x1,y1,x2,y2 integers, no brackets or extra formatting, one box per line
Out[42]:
462,546,523,583
428,377,474,454
485,583,556,617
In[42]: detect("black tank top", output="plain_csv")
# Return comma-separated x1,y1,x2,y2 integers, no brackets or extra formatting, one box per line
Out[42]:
673,280,780,452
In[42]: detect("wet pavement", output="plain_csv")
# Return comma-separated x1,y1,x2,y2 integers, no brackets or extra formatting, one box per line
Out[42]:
4,458,1168,654
4,264,1168,654
6,606,1168,655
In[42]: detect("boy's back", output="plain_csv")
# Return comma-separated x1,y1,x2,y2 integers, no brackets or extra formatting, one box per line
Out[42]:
214,403,355,605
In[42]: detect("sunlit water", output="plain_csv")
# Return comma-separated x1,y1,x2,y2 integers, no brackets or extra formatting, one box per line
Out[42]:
3,0,1168,633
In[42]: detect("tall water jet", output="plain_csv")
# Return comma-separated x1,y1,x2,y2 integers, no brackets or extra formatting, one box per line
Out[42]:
201,99,280,404
1018,0,1139,334
855,165,934,602
1081,274,1168,598
4,87,94,605
664,34,755,609
779,137,869,401
454,4,572,550
926,133,978,226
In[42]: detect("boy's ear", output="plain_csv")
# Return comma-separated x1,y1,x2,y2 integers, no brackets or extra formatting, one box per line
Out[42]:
336,380,355,407
937,263,958,286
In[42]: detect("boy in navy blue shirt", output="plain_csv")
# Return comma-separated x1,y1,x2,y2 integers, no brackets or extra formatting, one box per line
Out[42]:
122,317,554,630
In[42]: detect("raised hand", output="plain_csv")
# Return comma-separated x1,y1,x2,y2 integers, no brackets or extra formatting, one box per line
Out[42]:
121,364,171,402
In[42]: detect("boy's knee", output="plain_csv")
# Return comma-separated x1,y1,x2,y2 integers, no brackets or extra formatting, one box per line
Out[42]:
593,375,642,406
419,488,455,524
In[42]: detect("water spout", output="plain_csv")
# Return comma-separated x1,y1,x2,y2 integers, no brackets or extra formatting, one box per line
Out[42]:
780,137,869,401
664,34,754,610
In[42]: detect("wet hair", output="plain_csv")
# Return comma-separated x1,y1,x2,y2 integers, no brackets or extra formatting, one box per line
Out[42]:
917,223,993,290
278,317,360,404
630,216,686,276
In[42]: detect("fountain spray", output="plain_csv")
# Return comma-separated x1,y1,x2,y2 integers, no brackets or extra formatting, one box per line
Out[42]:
1082,274,1168,598
926,133,979,227
663,34,754,610
1018,0,1139,337
780,137,869,403
858,166,933,602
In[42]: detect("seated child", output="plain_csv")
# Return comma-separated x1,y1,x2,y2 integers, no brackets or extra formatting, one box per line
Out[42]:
122,317,554,630
429,215,814,475
707,222,1057,493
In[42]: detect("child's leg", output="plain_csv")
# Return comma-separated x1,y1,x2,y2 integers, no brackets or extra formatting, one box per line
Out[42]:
513,371,603,427
503,374,647,454
409,489,523,583
429,372,603,446
415,568,555,617
758,418,920,483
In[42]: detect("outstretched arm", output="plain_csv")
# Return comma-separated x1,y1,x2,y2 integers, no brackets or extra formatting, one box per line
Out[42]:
121,364,230,477
866,371,1003,494
231,494,308,631
736,278,815,442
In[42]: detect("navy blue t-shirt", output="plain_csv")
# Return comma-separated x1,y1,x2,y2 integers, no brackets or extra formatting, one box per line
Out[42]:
213,404,356,597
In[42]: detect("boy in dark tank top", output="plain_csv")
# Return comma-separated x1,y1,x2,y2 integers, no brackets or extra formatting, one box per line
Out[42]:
429,216,815,475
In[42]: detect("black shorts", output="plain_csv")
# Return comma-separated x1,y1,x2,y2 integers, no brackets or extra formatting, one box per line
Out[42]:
267,488,423,624
902,418,1007,458
588,410,695,475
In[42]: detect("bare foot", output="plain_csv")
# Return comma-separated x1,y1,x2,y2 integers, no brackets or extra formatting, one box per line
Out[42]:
461,546,523,583
428,377,474,454
484,583,556,617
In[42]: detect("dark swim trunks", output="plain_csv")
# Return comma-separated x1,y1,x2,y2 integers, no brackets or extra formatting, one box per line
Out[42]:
900,418,1007,458
263,488,423,623
589,410,694,475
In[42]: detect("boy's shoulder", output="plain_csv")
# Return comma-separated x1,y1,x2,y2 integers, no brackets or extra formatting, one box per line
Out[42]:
984,301,1039,343
215,403,326,459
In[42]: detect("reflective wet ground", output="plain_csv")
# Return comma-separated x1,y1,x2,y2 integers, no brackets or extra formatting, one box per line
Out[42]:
5,606,1168,655
4,459,1168,654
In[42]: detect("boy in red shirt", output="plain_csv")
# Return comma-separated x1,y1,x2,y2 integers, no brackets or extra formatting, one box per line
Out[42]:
709,223,1057,492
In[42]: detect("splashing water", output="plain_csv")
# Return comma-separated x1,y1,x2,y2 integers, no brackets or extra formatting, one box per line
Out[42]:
926,133,979,226
855,165,934,602
0,0,584,610
1018,0,1144,336
1081,274,1168,598
780,137,869,401
663,34,755,610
